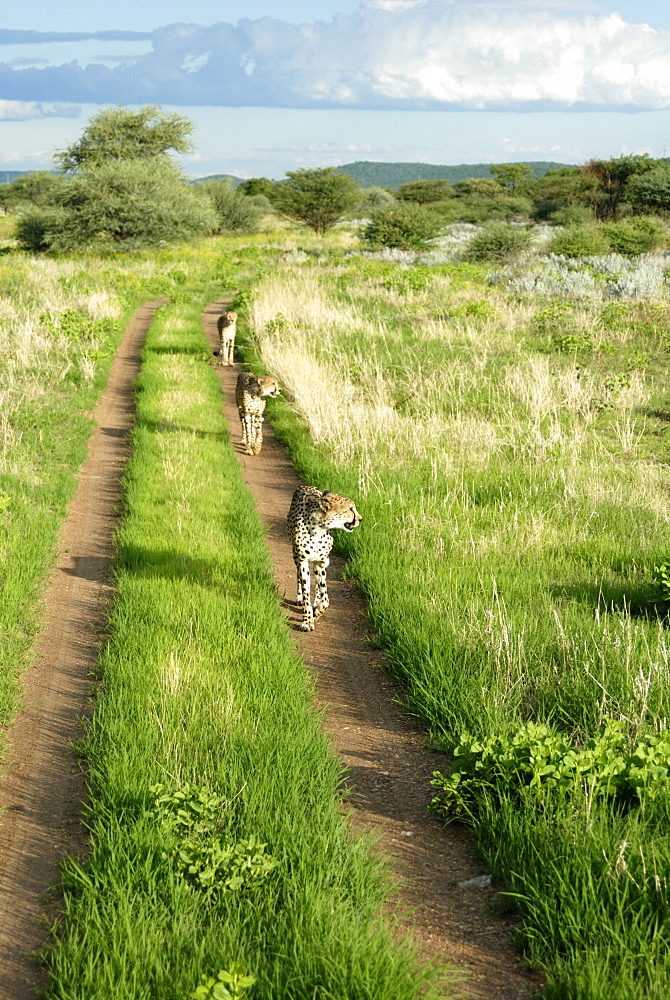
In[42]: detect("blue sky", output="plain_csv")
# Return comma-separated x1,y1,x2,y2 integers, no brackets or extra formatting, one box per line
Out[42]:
1,0,669,178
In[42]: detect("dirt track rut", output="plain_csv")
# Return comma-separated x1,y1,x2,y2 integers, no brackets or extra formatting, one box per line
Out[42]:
204,299,542,1000
0,299,167,1000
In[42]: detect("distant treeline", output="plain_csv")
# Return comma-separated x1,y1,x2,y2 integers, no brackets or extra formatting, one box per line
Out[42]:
332,160,571,189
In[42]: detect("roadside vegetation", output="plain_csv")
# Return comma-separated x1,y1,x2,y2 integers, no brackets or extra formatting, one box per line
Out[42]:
43,280,445,1000
0,249,195,746
235,234,670,999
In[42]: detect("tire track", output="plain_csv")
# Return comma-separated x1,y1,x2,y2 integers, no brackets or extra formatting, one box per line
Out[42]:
0,299,167,1000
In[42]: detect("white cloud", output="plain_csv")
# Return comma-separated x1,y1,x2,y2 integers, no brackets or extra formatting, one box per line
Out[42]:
0,98,79,120
2,2,670,111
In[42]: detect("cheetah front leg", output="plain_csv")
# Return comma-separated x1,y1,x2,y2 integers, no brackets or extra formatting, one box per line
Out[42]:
242,414,255,454
296,557,314,631
252,415,264,455
313,558,330,619
225,339,234,366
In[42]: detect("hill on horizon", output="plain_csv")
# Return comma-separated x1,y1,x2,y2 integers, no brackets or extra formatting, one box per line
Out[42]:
191,173,245,186
333,160,573,189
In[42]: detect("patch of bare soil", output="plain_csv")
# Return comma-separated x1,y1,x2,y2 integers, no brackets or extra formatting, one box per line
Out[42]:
0,300,167,1000
204,299,543,1000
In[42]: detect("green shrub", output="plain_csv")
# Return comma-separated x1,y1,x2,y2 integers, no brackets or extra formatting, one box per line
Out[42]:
355,186,396,217
201,180,264,235
549,205,594,227
548,225,610,257
15,205,67,253
360,202,443,250
50,159,216,252
463,222,531,263
602,217,666,256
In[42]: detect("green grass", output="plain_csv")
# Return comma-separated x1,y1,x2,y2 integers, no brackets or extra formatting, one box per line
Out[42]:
234,245,670,998
44,282,450,999
0,248,230,750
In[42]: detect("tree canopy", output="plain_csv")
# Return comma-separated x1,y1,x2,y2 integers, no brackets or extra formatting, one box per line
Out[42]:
17,159,215,253
54,105,195,172
271,167,359,235
489,163,532,192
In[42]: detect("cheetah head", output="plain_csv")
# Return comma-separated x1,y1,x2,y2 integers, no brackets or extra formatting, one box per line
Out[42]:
257,375,280,398
317,491,362,532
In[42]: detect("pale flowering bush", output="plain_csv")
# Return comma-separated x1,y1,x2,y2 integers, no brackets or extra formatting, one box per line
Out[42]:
492,251,669,301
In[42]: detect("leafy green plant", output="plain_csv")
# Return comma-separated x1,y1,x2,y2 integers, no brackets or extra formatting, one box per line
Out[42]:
429,720,670,825
552,332,593,352
190,964,256,1000
200,180,264,235
654,562,670,603
170,835,279,899
149,783,227,836
381,267,433,295
15,205,67,253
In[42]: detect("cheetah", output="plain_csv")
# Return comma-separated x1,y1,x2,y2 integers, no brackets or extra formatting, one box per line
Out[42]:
235,371,280,455
216,310,238,366
287,486,362,632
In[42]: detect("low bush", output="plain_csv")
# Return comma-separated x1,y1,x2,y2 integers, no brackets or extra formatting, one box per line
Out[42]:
201,180,265,235
15,205,67,253
354,186,396,217
463,222,531,263
602,216,666,256
548,225,610,257
361,202,443,250
549,205,593,227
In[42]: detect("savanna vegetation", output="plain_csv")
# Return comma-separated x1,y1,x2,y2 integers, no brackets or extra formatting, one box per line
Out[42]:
4,103,670,999
233,236,670,1000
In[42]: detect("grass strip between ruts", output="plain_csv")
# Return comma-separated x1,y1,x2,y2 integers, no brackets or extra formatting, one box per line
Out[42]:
44,291,449,999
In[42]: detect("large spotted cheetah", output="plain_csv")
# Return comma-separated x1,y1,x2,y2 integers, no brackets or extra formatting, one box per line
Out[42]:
216,309,238,366
287,486,362,632
235,371,280,455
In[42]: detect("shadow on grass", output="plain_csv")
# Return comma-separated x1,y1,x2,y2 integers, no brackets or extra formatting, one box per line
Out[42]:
551,579,669,622
136,417,228,442
147,345,206,357
642,408,670,423
114,541,251,589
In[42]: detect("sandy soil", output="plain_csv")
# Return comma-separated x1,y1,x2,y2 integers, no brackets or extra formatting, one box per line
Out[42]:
203,299,543,1000
0,300,167,1000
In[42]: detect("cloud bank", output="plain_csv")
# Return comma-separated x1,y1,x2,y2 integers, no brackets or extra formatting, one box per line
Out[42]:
0,99,80,120
1,0,670,111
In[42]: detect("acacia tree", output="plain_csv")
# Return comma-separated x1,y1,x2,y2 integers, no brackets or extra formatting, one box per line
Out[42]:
489,163,532,193
581,155,656,220
271,167,359,235
47,159,216,252
54,105,194,172
626,163,670,215
16,106,215,253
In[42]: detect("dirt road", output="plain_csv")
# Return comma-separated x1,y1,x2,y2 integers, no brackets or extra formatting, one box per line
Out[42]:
0,300,167,1000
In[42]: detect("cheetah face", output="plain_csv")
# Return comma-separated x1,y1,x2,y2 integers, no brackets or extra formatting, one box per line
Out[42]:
317,491,362,532
257,375,280,398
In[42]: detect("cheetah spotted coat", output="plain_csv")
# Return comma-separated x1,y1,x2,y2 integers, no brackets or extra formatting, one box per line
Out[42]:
235,372,280,455
287,485,362,631
217,310,238,366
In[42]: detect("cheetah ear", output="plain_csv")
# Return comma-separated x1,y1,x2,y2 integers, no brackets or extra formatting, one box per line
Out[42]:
317,491,332,511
